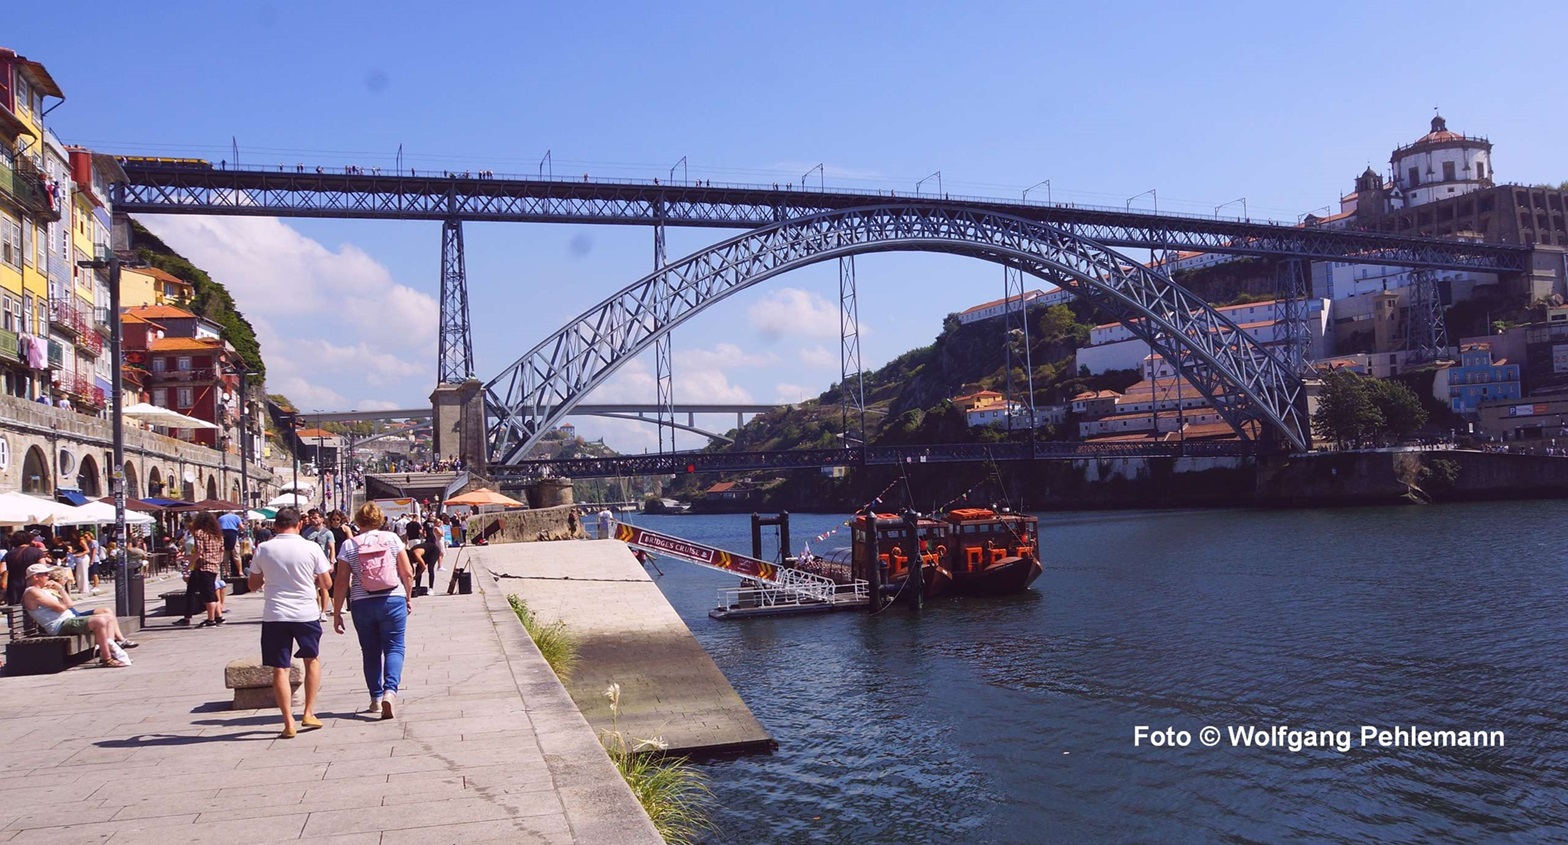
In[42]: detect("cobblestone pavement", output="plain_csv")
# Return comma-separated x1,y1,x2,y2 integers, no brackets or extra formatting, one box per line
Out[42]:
0,558,661,845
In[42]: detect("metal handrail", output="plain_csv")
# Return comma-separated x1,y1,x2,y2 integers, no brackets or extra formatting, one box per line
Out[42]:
126,160,1298,226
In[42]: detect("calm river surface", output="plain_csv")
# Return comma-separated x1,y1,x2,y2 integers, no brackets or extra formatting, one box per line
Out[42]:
630,503,1568,844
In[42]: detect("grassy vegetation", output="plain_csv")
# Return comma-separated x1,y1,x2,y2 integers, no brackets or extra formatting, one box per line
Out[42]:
608,744,715,845
506,594,579,679
602,683,716,845
506,597,715,842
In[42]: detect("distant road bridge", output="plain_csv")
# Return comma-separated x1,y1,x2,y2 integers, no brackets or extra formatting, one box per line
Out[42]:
116,161,1540,463
307,403,779,444
487,440,1257,482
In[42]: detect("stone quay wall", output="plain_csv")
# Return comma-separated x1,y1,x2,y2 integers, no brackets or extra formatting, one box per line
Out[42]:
0,393,280,502
467,504,587,544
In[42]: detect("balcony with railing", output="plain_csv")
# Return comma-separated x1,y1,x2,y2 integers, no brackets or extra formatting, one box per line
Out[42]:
149,365,221,383
0,158,61,222
52,370,97,402
49,298,82,336
78,328,103,357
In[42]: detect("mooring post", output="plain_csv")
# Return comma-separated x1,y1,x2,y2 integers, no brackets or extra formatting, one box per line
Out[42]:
750,512,763,561
778,511,790,561
865,511,882,612
903,510,924,611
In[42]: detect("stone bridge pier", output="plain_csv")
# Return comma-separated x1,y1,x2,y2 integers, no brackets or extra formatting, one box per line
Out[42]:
431,378,487,471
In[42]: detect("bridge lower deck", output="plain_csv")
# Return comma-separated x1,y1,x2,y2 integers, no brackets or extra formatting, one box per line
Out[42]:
470,540,775,756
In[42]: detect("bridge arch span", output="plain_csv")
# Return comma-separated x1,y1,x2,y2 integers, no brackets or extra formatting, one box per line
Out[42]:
485,204,1306,462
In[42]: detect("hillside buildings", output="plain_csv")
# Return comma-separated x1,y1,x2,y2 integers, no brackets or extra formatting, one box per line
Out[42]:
0,43,279,503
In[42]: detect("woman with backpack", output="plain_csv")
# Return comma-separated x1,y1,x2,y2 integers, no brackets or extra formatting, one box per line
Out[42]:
331,501,415,719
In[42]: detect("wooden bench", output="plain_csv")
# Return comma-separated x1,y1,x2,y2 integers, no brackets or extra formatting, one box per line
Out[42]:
4,607,142,675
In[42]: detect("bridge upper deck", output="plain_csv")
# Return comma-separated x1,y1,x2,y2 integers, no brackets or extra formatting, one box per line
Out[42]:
113,161,1528,272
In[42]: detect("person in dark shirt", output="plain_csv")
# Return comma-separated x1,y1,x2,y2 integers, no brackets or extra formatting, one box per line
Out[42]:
5,533,47,605
327,511,350,557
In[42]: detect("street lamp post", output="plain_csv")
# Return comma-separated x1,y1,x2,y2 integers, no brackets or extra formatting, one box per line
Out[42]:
79,229,129,617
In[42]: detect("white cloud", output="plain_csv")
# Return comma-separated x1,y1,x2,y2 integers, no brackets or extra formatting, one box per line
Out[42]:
138,216,436,410
675,343,778,370
747,287,844,343
774,383,815,404
798,344,837,369
354,399,404,412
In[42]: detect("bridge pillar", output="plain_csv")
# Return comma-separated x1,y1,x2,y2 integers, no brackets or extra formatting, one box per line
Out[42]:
430,378,486,470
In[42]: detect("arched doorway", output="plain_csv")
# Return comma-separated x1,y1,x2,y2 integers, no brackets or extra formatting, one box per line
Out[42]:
21,446,51,495
230,481,241,503
206,476,218,500
147,466,163,497
124,461,140,499
77,454,101,497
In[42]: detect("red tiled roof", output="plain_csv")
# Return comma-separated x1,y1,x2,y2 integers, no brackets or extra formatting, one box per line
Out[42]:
126,305,199,320
148,337,224,352
139,267,191,286
706,482,737,493
959,290,1048,316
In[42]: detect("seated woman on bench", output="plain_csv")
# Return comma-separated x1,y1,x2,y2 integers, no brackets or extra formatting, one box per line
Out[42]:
21,564,138,668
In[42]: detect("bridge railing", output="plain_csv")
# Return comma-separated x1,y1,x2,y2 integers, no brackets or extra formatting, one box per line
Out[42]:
125,160,1303,228
489,440,1260,480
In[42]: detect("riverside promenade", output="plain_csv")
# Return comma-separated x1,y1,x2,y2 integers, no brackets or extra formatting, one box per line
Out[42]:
475,539,774,756
0,560,661,845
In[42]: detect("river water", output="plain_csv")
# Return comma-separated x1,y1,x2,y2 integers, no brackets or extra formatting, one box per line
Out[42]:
629,503,1568,844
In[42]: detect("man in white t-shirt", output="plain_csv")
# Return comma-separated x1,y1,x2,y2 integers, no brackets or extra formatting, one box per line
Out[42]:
247,506,333,739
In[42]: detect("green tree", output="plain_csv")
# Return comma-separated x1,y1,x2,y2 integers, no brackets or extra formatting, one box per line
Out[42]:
1368,377,1428,439
1312,370,1383,447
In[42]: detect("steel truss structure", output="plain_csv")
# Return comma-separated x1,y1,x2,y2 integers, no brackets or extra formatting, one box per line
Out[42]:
1272,259,1309,376
438,219,475,382
113,164,1528,273
839,256,866,440
484,204,1313,463
652,216,674,452
1405,269,1450,364
1002,265,1035,434
488,440,1258,482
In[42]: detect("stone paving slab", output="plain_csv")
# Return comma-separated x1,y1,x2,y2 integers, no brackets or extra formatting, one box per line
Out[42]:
0,557,660,845
472,538,775,756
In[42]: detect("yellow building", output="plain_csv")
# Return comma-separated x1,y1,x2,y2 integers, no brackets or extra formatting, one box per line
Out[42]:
121,266,196,308
0,48,63,400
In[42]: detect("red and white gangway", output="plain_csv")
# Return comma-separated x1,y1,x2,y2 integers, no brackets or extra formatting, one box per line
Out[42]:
613,521,867,618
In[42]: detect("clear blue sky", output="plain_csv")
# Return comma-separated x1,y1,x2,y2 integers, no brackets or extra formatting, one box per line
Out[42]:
12,1,1568,451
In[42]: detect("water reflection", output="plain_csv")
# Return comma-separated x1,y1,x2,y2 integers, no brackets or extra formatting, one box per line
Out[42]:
633,503,1568,843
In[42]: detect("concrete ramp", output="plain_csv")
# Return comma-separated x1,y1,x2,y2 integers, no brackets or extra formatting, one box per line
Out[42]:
468,539,775,756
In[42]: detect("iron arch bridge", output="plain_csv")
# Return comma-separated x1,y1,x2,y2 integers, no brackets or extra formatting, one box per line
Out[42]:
486,203,1309,463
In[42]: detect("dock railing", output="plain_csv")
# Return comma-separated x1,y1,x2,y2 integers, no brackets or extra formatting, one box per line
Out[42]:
714,578,869,614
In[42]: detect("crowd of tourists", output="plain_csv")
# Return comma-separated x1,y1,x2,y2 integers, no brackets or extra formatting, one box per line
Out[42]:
5,502,466,736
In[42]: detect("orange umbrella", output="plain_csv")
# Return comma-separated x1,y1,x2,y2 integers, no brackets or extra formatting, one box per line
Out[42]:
444,488,526,508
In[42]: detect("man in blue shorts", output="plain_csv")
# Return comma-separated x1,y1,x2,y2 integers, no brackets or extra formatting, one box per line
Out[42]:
247,506,332,738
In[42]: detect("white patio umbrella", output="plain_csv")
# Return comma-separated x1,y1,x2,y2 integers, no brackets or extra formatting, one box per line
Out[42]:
0,492,78,525
267,492,312,508
121,402,219,430
56,500,155,526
